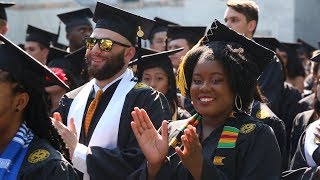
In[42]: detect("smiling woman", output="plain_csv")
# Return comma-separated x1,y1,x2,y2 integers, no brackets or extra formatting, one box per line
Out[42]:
129,20,282,180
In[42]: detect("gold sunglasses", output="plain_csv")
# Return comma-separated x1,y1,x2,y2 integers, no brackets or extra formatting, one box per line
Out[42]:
84,37,131,51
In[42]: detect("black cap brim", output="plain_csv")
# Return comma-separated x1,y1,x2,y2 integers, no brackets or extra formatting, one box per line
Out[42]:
0,34,69,90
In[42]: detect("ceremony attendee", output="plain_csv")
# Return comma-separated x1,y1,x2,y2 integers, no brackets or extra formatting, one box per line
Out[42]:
0,34,78,179
0,2,14,35
24,25,57,65
52,2,171,179
58,8,93,52
130,19,281,180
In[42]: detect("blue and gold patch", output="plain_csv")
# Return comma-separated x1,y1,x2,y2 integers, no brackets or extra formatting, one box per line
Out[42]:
134,82,148,89
28,149,50,163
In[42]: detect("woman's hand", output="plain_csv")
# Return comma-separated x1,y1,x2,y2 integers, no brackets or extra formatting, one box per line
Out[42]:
131,107,169,176
175,125,203,180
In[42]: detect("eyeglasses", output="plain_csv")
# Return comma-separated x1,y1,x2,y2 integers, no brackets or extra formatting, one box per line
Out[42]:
84,37,131,52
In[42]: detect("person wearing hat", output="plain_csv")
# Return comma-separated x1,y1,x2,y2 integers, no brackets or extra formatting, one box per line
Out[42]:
0,34,78,179
304,50,320,95
148,17,178,52
0,2,14,35
51,2,171,179
166,25,206,70
24,25,57,65
130,19,281,179
133,48,191,120
58,8,93,53
224,1,303,168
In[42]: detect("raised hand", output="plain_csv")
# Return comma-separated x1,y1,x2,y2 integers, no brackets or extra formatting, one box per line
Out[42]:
51,112,78,158
175,125,203,180
131,107,168,174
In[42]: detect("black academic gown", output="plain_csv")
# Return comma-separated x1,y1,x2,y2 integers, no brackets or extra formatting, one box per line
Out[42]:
290,110,316,163
129,112,281,180
298,93,315,113
17,136,78,179
283,131,320,180
57,80,171,179
251,100,287,170
258,56,284,116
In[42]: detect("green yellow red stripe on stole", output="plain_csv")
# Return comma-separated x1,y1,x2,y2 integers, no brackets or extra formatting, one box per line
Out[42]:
217,126,239,148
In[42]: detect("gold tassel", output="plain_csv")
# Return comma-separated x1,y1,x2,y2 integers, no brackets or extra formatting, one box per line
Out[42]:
176,40,203,97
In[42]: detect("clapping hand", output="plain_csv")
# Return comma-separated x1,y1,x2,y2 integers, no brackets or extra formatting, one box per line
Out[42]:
131,107,169,177
175,125,203,180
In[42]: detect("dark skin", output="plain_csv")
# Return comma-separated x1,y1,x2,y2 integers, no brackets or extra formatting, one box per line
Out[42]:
0,82,29,153
67,25,93,52
131,59,235,180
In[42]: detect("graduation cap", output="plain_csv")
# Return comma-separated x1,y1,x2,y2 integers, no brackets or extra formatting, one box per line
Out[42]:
167,25,207,47
131,46,158,61
310,50,320,63
148,17,178,41
281,42,301,57
57,8,93,33
130,47,183,66
201,19,275,76
47,46,70,66
93,2,155,46
0,2,14,21
65,46,87,78
253,37,285,52
25,25,57,48
297,38,317,54
0,34,69,90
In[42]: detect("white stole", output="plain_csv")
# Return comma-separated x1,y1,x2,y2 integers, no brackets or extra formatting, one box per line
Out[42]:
304,120,320,167
67,69,136,148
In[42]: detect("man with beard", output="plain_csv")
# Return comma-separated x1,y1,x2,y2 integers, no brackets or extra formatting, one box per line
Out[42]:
52,2,171,179
58,8,93,52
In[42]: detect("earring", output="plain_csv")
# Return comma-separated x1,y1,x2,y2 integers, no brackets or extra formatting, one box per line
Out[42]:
15,108,19,112
234,94,243,112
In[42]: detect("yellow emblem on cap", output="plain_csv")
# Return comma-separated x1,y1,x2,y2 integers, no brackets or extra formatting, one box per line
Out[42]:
256,109,269,119
134,82,148,89
28,149,50,163
213,156,225,165
240,123,256,134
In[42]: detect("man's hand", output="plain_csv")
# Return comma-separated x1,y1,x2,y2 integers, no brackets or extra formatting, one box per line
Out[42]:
51,112,78,158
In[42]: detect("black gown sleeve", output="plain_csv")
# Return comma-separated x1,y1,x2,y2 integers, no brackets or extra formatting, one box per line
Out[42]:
86,88,172,179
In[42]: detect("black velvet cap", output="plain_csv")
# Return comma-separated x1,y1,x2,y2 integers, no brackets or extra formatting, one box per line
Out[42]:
281,42,300,56
0,34,69,90
310,50,320,63
130,47,183,66
131,46,158,61
0,2,14,21
25,25,57,48
253,37,285,52
47,46,70,65
148,17,178,41
65,46,87,77
297,38,317,53
202,19,275,76
57,8,93,33
167,25,206,46
93,2,155,45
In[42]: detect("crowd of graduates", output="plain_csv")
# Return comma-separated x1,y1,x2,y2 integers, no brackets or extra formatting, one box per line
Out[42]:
0,0,320,179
